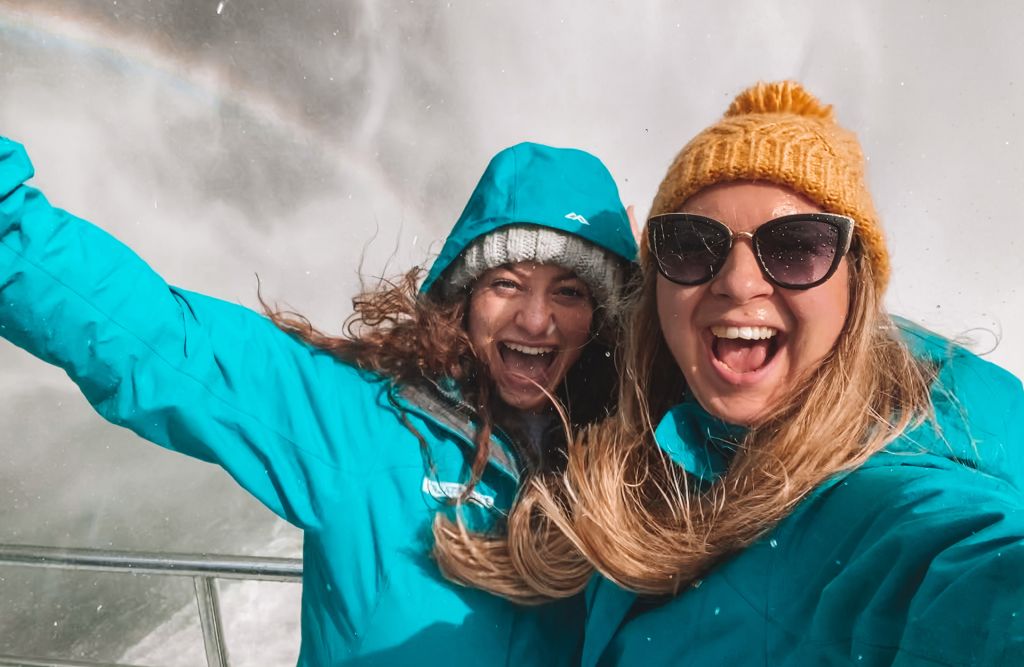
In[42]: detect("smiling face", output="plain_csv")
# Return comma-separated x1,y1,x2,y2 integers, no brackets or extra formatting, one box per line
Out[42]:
656,181,851,426
467,262,595,413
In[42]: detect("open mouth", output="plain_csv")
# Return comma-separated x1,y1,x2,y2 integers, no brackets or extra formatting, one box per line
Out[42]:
498,342,557,383
710,325,780,374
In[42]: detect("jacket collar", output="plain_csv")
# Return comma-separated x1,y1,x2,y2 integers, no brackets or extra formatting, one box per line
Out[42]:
653,395,746,484
393,378,521,483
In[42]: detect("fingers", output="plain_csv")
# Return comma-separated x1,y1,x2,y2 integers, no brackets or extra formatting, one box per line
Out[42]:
627,204,643,244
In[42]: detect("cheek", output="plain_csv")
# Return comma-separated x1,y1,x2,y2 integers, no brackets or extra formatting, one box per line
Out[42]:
656,279,700,357
466,294,498,348
559,307,595,348
788,261,850,361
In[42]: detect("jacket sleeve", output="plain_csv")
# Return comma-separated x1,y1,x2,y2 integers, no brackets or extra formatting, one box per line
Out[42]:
789,462,1024,666
0,137,387,531
893,496,1024,666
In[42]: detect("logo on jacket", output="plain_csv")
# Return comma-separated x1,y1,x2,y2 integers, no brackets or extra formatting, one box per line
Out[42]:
564,212,590,225
422,478,495,508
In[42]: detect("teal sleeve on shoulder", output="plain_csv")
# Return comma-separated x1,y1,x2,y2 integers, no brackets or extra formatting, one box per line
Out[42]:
774,463,1024,666
894,491,1024,665
0,138,388,531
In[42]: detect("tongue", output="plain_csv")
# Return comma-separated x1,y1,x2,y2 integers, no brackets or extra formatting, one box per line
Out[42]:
716,338,771,373
503,348,550,380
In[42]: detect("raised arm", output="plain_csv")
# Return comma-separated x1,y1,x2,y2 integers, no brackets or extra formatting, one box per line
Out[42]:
0,137,387,531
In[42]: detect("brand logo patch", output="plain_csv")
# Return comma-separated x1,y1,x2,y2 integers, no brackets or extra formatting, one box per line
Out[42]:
422,477,496,508
565,212,590,225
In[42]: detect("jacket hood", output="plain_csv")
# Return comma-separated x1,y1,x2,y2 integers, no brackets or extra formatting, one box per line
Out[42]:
886,318,1024,491
420,142,638,296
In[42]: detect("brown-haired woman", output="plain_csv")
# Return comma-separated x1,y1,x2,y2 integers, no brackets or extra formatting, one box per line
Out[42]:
529,82,1024,665
0,139,637,664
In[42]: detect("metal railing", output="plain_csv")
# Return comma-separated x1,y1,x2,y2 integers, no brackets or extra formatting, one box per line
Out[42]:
0,543,303,667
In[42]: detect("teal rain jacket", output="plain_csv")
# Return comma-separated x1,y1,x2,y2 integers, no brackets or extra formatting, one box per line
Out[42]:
582,324,1024,667
0,138,636,666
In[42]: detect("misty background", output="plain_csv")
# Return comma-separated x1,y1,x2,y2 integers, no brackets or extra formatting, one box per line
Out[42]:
0,1,1022,664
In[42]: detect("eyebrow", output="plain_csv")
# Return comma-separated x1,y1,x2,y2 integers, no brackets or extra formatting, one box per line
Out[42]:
499,264,581,282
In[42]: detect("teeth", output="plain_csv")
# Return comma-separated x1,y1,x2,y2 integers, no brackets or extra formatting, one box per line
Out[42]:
710,325,778,341
505,342,556,355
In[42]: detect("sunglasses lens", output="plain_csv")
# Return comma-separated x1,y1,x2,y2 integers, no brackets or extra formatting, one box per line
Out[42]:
651,217,730,284
757,219,840,287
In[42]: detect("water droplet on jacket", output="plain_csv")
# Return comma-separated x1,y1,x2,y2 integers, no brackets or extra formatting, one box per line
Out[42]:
769,539,778,548
714,607,720,615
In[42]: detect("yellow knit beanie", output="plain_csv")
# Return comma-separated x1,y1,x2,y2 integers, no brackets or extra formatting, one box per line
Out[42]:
650,80,889,290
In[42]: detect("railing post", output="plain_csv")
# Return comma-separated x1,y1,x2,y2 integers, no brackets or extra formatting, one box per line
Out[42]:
0,544,301,667
194,575,229,667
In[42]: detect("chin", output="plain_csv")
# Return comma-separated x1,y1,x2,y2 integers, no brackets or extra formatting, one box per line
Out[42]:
497,388,549,413
699,393,768,427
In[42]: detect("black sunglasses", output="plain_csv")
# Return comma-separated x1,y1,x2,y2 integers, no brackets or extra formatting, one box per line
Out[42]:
647,212,855,290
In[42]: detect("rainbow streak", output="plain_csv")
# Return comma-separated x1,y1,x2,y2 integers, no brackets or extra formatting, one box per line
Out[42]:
0,3,410,209
0,5,316,132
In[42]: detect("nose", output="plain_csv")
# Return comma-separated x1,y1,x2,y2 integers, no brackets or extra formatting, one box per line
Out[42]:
514,292,556,337
709,237,773,303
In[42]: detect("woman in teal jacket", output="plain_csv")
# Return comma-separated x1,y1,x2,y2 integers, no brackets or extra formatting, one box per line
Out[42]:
0,138,637,665
532,82,1024,665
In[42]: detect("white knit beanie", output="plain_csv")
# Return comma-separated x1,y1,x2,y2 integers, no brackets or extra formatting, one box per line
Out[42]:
441,225,626,311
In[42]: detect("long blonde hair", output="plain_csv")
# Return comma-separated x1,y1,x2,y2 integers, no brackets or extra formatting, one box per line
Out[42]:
515,241,937,598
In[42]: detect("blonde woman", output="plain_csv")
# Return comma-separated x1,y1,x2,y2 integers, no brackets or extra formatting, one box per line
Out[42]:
527,82,1024,665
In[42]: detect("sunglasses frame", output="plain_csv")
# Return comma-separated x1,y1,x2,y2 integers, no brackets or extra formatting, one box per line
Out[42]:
647,212,855,290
